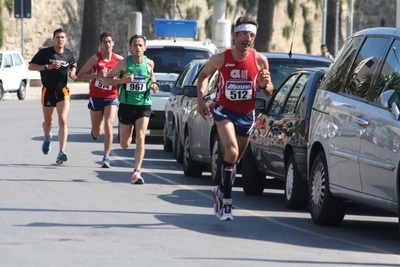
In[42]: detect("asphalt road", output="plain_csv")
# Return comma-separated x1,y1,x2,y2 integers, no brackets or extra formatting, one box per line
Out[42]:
1,99,400,267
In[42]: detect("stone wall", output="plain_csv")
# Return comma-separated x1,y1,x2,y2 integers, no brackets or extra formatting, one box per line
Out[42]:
2,0,396,65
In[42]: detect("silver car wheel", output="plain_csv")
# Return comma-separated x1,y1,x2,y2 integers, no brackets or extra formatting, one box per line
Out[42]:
311,161,325,212
285,162,294,200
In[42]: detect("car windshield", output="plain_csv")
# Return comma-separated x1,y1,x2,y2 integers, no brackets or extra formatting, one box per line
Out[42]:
269,59,330,89
145,48,212,74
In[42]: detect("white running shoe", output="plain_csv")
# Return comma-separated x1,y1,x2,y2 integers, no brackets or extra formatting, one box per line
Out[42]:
220,204,234,221
211,186,223,218
131,170,144,184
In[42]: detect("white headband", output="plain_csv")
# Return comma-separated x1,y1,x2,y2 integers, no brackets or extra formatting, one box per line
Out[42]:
234,24,257,35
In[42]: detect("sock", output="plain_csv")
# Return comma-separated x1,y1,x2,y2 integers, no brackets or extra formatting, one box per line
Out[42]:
222,198,232,205
222,161,234,199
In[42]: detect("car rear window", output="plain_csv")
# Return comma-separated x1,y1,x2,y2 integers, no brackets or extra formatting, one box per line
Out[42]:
269,59,330,89
145,48,212,74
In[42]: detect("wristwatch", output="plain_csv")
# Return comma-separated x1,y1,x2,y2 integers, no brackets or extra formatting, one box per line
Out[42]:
44,64,48,70
152,81,160,87
258,84,267,90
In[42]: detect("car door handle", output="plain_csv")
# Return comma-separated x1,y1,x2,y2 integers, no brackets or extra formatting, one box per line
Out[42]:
353,116,369,125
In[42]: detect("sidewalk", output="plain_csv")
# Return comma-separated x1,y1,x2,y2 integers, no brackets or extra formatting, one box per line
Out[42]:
2,80,90,101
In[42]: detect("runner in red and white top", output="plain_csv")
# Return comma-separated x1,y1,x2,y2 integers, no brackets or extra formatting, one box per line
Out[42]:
197,16,274,221
88,52,119,99
215,47,259,114
77,32,124,168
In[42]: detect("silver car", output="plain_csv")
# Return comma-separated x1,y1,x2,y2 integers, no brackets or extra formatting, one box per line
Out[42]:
308,27,400,227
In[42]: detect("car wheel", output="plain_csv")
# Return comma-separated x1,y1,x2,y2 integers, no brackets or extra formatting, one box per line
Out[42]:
285,154,308,210
183,133,202,177
241,145,265,195
17,81,26,100
309,152,346,226
0,83,4,100
210,135,223,185
398,190,400,232
176,130,184,163
163,122,173,152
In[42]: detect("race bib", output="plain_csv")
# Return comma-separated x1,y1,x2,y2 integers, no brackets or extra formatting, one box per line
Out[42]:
94,78,112,90
225,81,252,100
126,76,146,92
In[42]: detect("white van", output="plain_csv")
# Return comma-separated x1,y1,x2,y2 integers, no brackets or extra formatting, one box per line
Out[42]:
145,39,218,130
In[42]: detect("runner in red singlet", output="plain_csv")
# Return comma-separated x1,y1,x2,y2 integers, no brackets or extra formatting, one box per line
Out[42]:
77,32,124,168
197,16,274,221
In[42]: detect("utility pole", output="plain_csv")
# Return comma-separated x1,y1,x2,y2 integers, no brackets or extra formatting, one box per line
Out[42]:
173,0,176,19
14,0,32,56
212,0,225,42
335,0,341,56
348,0,354,36
322,0,327,45
21,0,24,56
397,0,400,28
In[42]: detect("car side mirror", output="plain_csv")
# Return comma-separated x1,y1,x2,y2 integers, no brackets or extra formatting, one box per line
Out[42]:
171,86,183,96
379,89,400,120
183,85,197,97
255,97,266,111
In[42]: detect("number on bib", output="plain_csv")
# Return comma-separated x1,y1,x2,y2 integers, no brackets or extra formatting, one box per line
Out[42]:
225,81,252,101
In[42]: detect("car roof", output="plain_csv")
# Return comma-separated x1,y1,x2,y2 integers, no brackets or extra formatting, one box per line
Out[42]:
264,52,332,64
187,58,208,66
146,40,218,53
292,66,328,72
352,27,400,37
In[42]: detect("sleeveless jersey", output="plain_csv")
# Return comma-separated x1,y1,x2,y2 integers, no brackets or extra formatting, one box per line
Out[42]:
118,55,152,106
89,52,119,98
216,48,259,114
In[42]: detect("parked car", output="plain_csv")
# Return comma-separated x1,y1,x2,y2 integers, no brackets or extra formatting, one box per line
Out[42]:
0,50,29,100
308,27,400,228
171,60,208,162
242,67,327,210
163,59,208,152
145,39,218,131
183,53,332,184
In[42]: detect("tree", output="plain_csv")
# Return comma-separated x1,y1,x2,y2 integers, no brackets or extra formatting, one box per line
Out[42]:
254,0,275,52
77,0,103,72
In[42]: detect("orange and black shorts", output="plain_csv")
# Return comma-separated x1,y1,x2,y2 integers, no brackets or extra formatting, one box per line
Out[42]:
41,87,70,107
